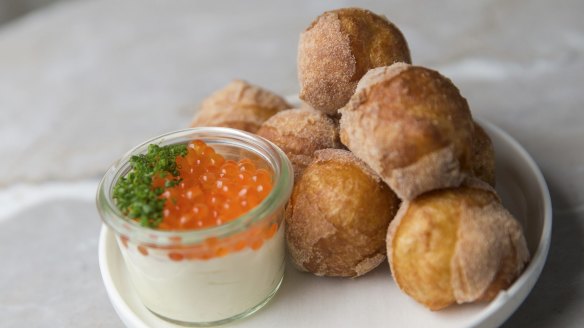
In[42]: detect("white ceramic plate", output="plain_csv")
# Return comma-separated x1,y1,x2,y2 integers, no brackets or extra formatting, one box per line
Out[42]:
99,118,552,328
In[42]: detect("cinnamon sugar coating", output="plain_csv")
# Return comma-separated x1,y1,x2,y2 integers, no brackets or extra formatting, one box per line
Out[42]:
339,63,475,200
285,149,400,277
190,80,291,133
387,182,530,310
257,108,341,178
298,8,411,115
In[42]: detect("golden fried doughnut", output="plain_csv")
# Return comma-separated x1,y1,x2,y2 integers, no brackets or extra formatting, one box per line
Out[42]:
340,63,474,200
191,80,291,133
298,8,411,115
286,149,400,277
387,182,530,310
257,108,341,178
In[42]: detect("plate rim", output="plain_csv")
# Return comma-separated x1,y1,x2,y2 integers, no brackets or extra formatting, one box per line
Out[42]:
98,117,552,328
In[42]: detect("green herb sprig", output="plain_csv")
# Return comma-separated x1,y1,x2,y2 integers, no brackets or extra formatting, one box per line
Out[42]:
113,143,187,228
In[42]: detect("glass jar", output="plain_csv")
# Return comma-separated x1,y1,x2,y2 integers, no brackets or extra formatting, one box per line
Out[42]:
96,127,294,326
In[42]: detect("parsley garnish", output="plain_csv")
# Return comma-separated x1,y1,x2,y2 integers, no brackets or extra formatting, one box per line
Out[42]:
113,143,187,228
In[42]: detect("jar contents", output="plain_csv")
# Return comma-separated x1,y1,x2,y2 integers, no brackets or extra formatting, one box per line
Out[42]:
110,138,286,324
113,140,273,231
162,140,273,230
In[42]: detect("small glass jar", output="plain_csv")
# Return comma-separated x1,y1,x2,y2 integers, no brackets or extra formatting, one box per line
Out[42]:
96,127,294,326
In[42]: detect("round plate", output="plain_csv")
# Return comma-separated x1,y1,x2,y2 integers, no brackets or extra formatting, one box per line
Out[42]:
98,118,552,328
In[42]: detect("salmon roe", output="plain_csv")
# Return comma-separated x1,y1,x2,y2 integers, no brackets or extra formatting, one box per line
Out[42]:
153,140,273,231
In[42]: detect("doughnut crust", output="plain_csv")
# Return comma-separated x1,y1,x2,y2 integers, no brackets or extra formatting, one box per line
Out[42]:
387,182,530,310
298,8,411,115
256,108,341,178
471,122,496,187
285,149,400,277
190,80,291,133
339,63,475,200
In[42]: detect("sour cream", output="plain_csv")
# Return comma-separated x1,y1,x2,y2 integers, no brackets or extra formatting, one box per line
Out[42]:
119,226,285,323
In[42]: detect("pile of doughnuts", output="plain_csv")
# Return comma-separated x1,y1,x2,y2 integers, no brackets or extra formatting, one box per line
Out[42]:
190,7,530,311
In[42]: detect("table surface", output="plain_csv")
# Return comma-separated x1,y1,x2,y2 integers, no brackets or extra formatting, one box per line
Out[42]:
0,0,582,327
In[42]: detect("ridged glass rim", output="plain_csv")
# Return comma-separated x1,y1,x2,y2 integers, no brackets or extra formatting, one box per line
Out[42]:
96,127,293,246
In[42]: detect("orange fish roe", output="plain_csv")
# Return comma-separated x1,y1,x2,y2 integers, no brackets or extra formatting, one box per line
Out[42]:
154,140,273,231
